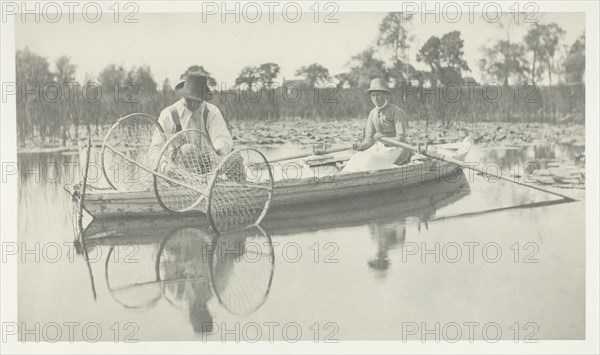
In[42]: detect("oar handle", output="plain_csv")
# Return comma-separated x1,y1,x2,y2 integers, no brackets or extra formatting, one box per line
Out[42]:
268,144,353,163
379,137,576,202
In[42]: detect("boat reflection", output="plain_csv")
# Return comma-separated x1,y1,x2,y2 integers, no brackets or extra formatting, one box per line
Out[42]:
78,172,470,325
363,177,469,273
260,172,469,274
92,224,274,334
261,171,470,234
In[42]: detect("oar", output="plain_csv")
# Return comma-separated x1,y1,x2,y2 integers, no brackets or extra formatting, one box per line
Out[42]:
267,144,353,163
379,137,576,202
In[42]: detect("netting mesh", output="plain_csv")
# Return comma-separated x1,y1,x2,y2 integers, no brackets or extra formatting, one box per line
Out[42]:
207,148,274,233
153,129,221,212
155,227,215,310
101,113,165,191
210,225,274,315
98,115,274,230
104,243,163,309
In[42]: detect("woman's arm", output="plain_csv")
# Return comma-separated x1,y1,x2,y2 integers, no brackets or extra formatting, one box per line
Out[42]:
355,113,376,151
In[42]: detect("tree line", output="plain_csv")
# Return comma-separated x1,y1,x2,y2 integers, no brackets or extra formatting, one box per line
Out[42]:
15,13,585,148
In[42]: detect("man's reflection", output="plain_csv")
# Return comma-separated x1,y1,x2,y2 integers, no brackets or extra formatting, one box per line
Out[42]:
103,224,274,335
157,227,216,334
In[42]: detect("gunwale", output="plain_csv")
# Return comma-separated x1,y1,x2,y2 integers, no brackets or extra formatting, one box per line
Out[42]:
65,141,471,219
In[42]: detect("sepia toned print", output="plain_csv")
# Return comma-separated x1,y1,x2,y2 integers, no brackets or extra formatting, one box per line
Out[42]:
1,1,597,354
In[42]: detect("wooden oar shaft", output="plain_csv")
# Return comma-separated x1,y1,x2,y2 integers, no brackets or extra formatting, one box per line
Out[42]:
379,137,575,201
268,144,352,163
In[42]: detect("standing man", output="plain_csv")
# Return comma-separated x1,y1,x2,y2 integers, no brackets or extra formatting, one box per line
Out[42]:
352,78,409,164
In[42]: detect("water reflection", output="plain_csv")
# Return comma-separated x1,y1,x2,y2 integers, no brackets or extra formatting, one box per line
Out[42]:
74,173,470,335
361,176,470,274
91,225,274,334
367,222,406,270
16,141,584,340
472,142,585,169
262,172,470,234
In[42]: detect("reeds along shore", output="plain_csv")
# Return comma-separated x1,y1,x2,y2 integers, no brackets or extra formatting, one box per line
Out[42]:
16,83,584,148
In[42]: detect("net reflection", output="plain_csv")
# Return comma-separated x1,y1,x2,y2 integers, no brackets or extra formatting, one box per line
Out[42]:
98,224,274,334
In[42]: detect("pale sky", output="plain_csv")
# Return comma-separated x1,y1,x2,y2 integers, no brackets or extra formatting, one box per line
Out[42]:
15,11,585,86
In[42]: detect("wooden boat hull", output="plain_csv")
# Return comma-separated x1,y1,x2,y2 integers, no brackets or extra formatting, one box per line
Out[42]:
65,142,470,220
81,172,470,243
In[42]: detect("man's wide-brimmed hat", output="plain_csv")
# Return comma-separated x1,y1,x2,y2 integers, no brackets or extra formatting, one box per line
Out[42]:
366,78,391,94
175,73,211,101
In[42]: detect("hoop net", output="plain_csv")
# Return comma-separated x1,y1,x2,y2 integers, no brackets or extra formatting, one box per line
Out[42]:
206,148,274,233
104,242,163,309
101,113,165,191
98,114,275,231
155,227,215,310
210,225,274,315
153,129,221,212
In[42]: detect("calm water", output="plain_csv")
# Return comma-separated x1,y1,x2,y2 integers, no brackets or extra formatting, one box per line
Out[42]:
17,143,585,341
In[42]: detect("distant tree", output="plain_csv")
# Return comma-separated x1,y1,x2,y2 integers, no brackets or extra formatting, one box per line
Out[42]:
98,64,127,117
332,73,351,88
524,23,565,85
346,47,388,88
235,66,260,87
16,47,53,84
417,32,469,85
54,56,76,82
417,36,442,77
541,23,565,85
524,24,545,83
295,63,330,86
377,12,414,80
440,31,469,74
564,34,585,84
53,56,77,144
479,40,529,85
98,64,127,91
257,63,280,84
235,63,280,89
126,66,158,96
180,65,217,87
15,48,54,144
387,61,417,87
162,78,173,93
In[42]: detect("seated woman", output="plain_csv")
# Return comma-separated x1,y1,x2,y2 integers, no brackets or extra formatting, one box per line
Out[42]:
344,78,410,172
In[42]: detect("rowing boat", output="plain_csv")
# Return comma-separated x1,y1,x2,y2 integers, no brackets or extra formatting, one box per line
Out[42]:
64,140,471,220
79,172,470,243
